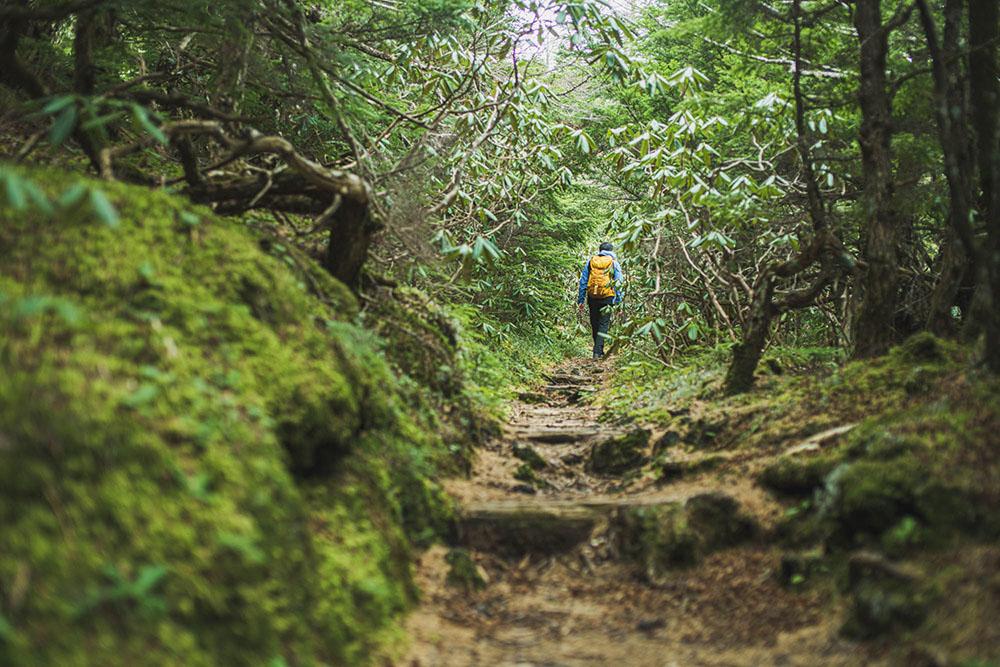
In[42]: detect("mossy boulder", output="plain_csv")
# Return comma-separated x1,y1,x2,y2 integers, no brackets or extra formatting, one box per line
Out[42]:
759,452,843,496
896,332,948,364
841,551,929,639
818,457,977,549
445,548,487,592
513,462,544,487
513,444,547,470
366,286,463,396
685,492,758,549
655,454,724,482
0,167,451,666
613,493,756,581
613,503,699,580
779,548,827,587
587,428,651,475
651,429,681,456
365,285,499,464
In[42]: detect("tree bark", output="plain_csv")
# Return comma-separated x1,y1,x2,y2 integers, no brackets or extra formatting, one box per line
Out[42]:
916,0,977,334
324,198,377,288
851,0,910,358
967,0,1000,371
724,275,776,394
723,0,852,394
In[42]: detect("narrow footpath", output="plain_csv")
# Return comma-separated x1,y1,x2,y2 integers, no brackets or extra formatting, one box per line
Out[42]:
402,360,874,666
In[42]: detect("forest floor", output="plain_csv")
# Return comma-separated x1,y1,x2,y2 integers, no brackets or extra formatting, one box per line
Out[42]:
401,359,884,666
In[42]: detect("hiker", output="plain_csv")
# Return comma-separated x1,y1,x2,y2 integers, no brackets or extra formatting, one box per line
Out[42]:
577,242,623,359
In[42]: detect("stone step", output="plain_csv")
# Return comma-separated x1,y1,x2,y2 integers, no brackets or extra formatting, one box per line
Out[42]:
457,501,599,556
456,492,758,565
544,372,591,385
509,427,603,444
456,496,682,555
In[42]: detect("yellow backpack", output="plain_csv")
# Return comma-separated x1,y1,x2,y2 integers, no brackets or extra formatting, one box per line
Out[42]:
586,255,616,299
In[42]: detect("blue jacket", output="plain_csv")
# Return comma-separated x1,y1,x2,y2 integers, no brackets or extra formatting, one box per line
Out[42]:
578,250,623,305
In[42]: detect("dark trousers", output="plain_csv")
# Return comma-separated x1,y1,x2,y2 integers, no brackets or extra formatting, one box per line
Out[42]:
588,297,614,357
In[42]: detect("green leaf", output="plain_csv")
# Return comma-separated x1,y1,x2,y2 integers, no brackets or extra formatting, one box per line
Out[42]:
22,180,54,215
123,383,159,408
4,173,27,210
49,104,78,146
88,189,120,228
57,183,88,209
217,531,265,564
0,611,16,643
42,95,76,114
82,110,125,131
131,104,168,145
132,565,168,594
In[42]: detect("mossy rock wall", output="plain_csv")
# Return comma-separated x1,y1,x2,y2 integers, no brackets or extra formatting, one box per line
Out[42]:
0,167,450,665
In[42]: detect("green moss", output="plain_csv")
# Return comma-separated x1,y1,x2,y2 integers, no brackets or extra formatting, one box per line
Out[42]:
684,492,757,549
444,548,487,592
512,444,547,470
513,462,548,488
759,452,844,496
587,428,650,475
614,503,699,580
614,494,755,582
0,166,451,666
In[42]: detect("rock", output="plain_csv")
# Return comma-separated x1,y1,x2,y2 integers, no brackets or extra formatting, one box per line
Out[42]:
841,550,927,639
819,459,929,544
560,452,584,465
612,493,755,582
517,390,548,404
635,618,665,633
897,331,946,363
512,444,547,470
684,492,757,549
518,428,600,444
652,430,682,456
458,501,597,556
445,548,488,592
779,549,826,586
612,502,698,580
687,416,727,448
510,483,537,495
759,454,840,496
655,454,724,482
846,550,921,587
513,463,549,489
587,428,651,475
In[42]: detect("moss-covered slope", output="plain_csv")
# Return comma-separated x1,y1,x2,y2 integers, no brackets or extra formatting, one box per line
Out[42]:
0,167,450,666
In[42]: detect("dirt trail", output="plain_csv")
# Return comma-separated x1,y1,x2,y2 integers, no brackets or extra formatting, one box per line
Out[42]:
401,359,876,666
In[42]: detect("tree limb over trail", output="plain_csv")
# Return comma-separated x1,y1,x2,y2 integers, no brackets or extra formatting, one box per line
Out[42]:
99,120,376,288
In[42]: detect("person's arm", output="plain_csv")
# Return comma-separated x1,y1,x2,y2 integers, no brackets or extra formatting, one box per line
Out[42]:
577,260,590,305
612,260,624,304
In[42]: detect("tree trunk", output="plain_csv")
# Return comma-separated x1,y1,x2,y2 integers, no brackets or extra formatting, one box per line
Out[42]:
917,0,977,335
324,198,376,288
851,0,909,358
968,0,1000,371
926,233,971,335
724,275,776,395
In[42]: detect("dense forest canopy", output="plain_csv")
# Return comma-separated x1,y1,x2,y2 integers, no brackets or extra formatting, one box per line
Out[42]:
1,0,999,664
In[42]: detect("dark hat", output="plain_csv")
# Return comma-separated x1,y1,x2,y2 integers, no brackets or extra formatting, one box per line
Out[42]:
599,242,614,251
